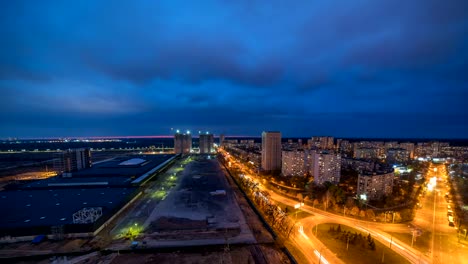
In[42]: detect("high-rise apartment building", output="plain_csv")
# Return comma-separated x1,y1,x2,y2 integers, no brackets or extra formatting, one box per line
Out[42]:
199,133,214,154
174,132,192,154
282,150,307,177
312,151,341,185
309,136,334,150
399,142,415,159
357,170,394,200
54,148,92,173
219,134,225,146
354,148,380,159
386,148,410,164
261,131,282,172
339,140,353,153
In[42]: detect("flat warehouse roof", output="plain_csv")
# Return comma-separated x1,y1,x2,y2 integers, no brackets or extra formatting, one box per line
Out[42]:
71,154,175,177
118,158,147,166
20,175,133,188
0,187,137,229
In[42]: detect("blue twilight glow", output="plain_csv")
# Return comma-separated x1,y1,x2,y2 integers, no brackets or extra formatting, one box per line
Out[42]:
0,1,467,138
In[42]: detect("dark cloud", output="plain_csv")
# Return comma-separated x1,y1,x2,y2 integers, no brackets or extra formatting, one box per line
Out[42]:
82,36,285,87
0,1,467,138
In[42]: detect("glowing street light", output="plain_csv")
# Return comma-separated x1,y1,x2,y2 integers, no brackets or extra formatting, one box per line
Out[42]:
360,194,367,201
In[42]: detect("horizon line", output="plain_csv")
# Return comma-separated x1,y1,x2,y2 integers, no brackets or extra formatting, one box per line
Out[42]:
1,135,468,141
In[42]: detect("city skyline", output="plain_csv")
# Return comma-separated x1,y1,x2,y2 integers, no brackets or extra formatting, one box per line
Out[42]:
1,1,467,138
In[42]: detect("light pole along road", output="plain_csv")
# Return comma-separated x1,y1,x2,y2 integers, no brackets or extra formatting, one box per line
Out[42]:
220,149,432,263
268,190,431,264
412,163,468,264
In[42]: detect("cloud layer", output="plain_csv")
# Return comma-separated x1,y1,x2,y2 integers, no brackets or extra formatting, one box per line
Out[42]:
1,1,467,138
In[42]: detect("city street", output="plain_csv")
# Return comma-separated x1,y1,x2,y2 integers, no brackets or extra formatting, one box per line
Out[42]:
412,163,468,264
220,149,468,264
221,149,424,263
269,190,429,264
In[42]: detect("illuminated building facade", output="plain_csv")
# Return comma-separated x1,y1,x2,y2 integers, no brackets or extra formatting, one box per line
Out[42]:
357,170,394,200
261,131,282,172
174,131,192,154
199,133,214,154
312,151,341,185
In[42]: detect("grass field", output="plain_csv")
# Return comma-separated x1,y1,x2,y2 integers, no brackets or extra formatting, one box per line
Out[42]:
315,223,410,264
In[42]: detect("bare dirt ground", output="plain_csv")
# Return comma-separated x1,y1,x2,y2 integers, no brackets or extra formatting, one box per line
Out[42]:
109,244,288,264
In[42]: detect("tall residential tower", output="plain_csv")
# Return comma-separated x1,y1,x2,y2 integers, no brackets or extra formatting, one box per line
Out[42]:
174,131,192,154
261,131,282,172
199,133,214,154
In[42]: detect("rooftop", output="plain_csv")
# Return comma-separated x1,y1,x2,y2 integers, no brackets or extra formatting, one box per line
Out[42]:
0,187,137,230
118,158,147,166
71,154,174,178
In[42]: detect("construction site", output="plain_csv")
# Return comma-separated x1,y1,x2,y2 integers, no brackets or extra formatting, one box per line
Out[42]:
0,152,291,263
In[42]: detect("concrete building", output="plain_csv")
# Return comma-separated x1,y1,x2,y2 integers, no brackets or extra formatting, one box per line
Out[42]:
174,132,192,154
354,147,380,159
309,136,334,150
219,134,225,146
54,148,91,173
261,131,282,172
414,141,448,159
399,142,415,159
312,151,341,185
339,140,353,154
357,170,394,200
282,150,309,177
384,141,399,150
199,133,214,154
386,148,411,164
341,158,376,172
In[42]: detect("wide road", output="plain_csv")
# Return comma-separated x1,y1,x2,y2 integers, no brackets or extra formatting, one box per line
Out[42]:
220,149,430,263
269,190,430,264
412,163,468,264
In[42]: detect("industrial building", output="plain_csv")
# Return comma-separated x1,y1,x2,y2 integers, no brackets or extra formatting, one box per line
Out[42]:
0,154,177,238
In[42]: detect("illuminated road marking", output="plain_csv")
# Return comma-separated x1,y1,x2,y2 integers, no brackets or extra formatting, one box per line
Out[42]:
314,249,329,264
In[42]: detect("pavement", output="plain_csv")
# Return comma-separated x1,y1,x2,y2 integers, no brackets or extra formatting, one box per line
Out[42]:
107,155,255,249
411,163,468,264
268,190,430,264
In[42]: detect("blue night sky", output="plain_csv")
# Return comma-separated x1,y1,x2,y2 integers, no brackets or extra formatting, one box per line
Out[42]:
1,1,467,138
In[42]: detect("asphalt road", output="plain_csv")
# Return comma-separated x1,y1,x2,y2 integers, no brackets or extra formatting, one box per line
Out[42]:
412,163,468,264
220,151,468,264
